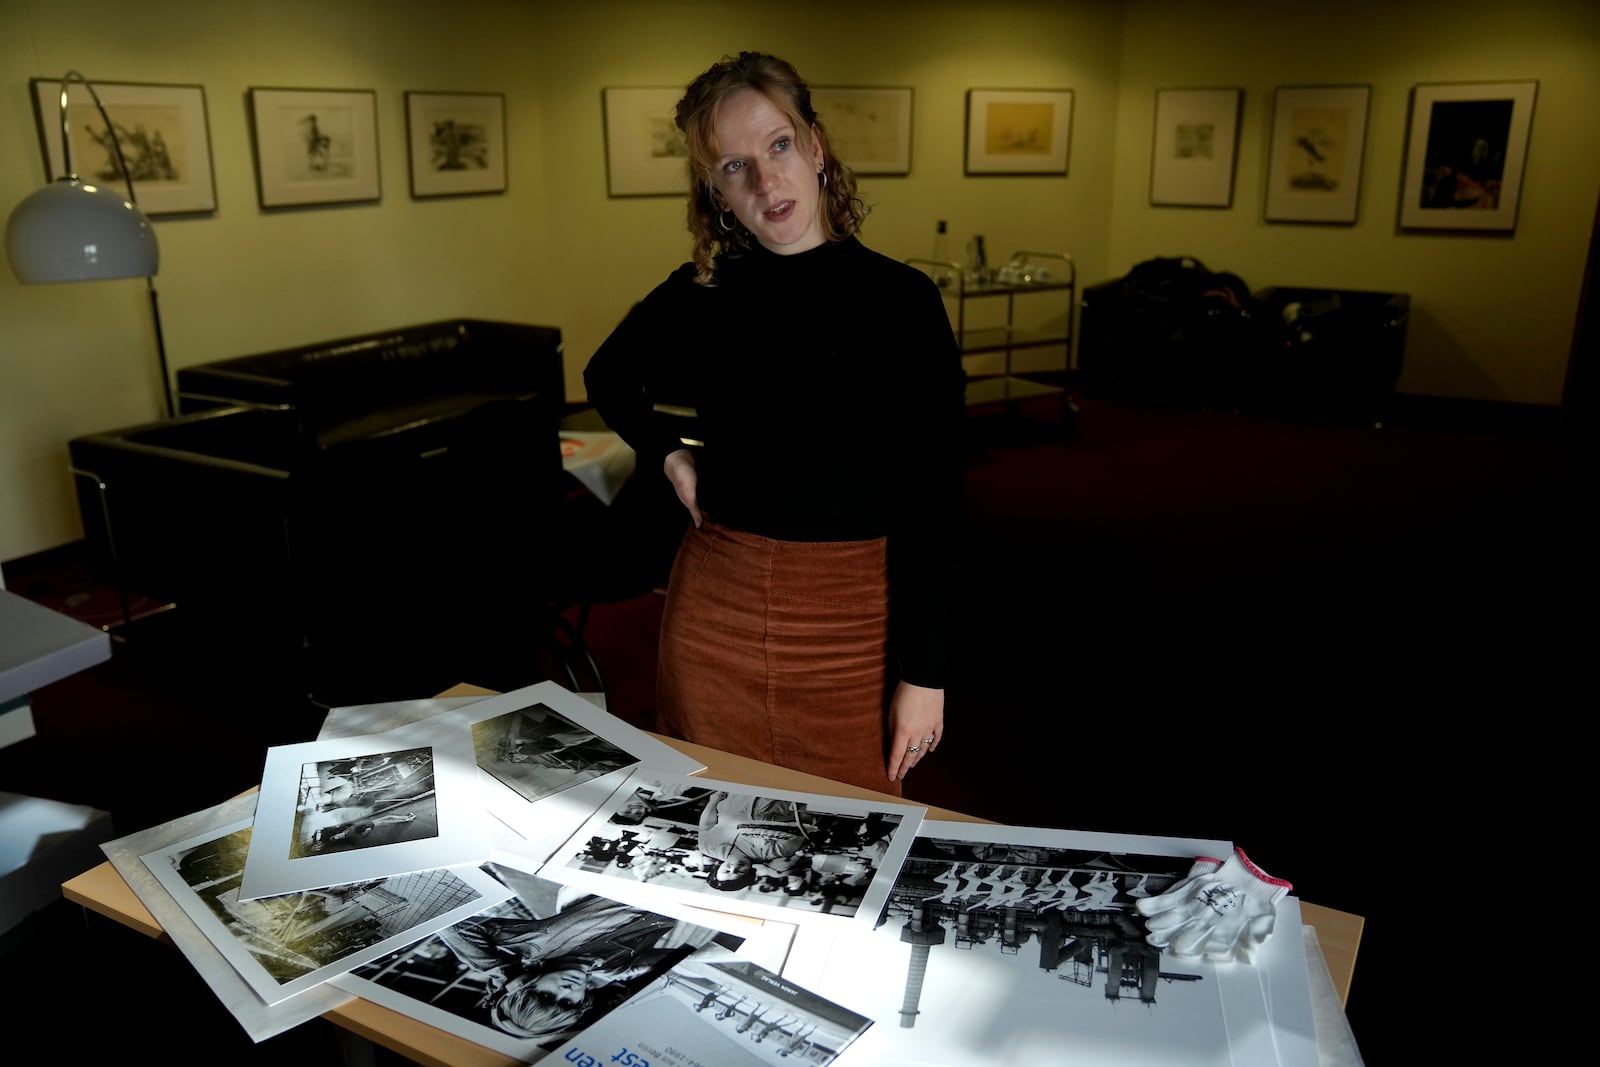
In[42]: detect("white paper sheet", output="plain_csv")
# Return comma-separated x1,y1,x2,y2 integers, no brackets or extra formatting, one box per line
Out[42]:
561,430,637,505
544,945,873,1066
447,681,705,842
1301,925,1364,1067
143,816,512,1005
1257,898,1319,1067
241,713,489,900
98,795,354,1042
332,867,770,1061
317,695,490,739
781,818,1254,1067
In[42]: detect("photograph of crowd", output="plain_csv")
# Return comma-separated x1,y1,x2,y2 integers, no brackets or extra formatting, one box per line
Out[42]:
544,771,924,928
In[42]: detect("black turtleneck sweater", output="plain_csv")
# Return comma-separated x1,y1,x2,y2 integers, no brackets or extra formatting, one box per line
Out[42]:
583,235,965,689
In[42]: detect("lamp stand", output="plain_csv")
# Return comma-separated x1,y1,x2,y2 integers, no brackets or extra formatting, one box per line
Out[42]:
147,279,172,417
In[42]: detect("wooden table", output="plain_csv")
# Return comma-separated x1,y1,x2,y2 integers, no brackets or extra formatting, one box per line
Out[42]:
63,687,1362,1067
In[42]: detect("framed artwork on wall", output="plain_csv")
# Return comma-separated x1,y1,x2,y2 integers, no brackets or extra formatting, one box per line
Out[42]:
30,77,216,215
964,88,1073,175
1149,87,1243,208
1398,80,1537,232
602,87,688,197
248,87,380,208
1264,85,1371,225
404,91,506,198
810,86,913,175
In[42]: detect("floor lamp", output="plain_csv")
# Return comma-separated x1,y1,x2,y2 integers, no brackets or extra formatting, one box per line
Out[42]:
4,71,173,417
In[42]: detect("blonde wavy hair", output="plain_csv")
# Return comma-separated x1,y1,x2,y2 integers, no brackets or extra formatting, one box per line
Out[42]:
675,52,868,284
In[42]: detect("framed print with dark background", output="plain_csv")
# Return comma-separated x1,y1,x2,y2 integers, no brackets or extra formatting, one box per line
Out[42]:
602,87,687,197
248,87,380,208
405,91,506,198
1265,85,1371,224
30,77,216,215
810,86,913,176
1398,80,1537,232
1149,87,1243,207
964,88,1072,175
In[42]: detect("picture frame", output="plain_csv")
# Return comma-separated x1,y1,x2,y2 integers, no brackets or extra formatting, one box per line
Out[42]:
29,77,216,215
1149,87,1243,208
1264,85,1371,225
810,85,914,175
601,87,688,197
248,87,380,208
964,88,1073,175
404,91,506,198
1398,80,1537,232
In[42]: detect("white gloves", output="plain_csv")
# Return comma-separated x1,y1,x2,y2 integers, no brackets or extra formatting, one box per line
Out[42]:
1135,848,1291,964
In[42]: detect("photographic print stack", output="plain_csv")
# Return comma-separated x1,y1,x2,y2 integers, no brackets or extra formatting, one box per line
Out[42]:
95,680,1330,1065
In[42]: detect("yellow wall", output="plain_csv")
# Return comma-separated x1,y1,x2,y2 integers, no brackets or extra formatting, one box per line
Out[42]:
2,0,1596,562
1111,0,1600,404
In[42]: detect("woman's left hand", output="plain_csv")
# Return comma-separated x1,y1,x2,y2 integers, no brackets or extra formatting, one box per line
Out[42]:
887,681,944,783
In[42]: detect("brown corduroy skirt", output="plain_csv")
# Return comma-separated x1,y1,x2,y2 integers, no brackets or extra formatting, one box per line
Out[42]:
655,520,898,796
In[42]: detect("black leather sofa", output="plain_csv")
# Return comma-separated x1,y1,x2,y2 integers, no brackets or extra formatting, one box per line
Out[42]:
175,318,566,446
1078,258,1409,425
68,319,570,706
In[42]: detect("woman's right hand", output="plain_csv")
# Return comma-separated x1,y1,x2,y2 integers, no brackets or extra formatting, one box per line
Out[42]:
663,448,702,528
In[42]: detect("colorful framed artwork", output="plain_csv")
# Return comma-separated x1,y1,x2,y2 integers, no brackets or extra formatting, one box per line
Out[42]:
248,87,381,208
1149,87,1243,208
810,85,914,175
30,77,216,215
602,87,688,197
1398,80,1537,232
1264,85,1371,225
964,88,1073,175
404,91,507,198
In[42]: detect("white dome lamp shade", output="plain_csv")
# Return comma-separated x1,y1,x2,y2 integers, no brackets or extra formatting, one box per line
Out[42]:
6,177,159,283
6,71,172,415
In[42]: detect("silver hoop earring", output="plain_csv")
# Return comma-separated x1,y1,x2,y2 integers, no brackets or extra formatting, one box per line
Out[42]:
818,169,828,188
717,209,736,233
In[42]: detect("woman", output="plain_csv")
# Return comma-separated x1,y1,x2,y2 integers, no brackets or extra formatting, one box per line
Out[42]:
583,51,965,795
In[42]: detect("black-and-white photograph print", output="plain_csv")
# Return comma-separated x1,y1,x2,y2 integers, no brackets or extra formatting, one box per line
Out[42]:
242,715,489,901
545,951,874,1067
471,701,634,804
141,818,511,1006
544,770,925,930
791,820,1274,1067
335,871,743,1061
448,682,704,844
876,834,1201,984
292,746,438,858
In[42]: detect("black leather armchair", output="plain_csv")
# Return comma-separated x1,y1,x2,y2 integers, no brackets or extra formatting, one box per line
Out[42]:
69,320,571,707
1078,259,1408,424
